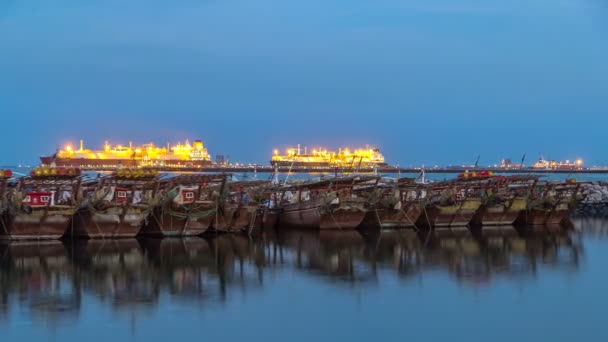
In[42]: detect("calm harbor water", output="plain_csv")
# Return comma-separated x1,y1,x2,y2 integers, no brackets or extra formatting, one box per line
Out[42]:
1,219,608,341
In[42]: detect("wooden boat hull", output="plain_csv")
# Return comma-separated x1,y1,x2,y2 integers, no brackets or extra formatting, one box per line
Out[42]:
143,205,214,237
72,208,149,238
280,205,366,230
420,199,482,228
476,198,527,226
211,206,257,232
249,208,280,230
0,207,76,240
1,209,75,240
523,204,571,227
360,206,423,229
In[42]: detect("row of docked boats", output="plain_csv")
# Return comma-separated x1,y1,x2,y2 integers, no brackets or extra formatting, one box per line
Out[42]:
0,168,582,240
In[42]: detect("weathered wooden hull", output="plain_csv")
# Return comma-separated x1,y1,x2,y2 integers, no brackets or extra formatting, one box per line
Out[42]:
249,208,280,230
210,206,257,232
72,208,149,238
523,204,571,227
419,199,482,228
476,198,527,226
360,206,423,229
280,205,366,230
1,209,75,240
143,205,213,237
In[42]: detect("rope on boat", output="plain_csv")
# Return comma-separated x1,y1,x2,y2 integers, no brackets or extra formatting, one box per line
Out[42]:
374,209,382,228
398,206,419,232
329,210,343,230
0,212,9,236
167,206,217,220
78,208,105,238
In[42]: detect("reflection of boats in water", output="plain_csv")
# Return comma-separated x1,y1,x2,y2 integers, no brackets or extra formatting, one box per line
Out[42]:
0,223,586,324
66,239,157,309
0,241,79,322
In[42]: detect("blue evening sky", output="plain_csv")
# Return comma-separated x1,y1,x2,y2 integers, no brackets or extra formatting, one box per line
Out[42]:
1,0,607,166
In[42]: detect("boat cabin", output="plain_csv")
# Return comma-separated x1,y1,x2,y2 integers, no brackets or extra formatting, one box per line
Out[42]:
114,187,129,205
181,188,197,202
23,192,53,207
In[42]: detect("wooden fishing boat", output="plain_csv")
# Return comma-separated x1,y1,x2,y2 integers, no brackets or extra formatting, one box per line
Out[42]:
143,174,227,237
360,179,426,229
472,176,538,226
73,169,160,238
418,181,483,228
520,181,581,226
211,180,272,232
276,176,374,230
1,168,82,240
477,196,528,226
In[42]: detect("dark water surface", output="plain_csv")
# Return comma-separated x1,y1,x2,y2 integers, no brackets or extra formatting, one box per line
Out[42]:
1,220,607,341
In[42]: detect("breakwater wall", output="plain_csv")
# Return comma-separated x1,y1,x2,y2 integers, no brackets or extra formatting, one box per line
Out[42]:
575,182,608,217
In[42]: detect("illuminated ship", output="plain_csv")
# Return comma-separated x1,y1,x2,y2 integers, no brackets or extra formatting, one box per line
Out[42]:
531,157,583,170
270,144,387,167
40,139,212,168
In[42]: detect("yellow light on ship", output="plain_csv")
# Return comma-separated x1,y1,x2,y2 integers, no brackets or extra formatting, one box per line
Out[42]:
135,148,142,153
273,149,278,155
576,159,583,166
66,145,72,152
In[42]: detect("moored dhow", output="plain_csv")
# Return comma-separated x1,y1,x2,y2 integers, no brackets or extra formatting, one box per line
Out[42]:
1,167,83,240
276,176,376,230
519,180,581,226
471,176,538,227
73,169,161,238
419,180,484,228
211,180,273,232
143,174,228,237
359,178,426,229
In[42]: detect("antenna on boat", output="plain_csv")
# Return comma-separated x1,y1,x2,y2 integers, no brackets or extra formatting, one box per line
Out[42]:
272,163,280,185
283,160,295,185
415,167,427,184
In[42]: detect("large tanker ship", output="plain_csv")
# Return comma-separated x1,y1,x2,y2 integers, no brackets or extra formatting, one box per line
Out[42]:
270,144,387,167
40,139,212,168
